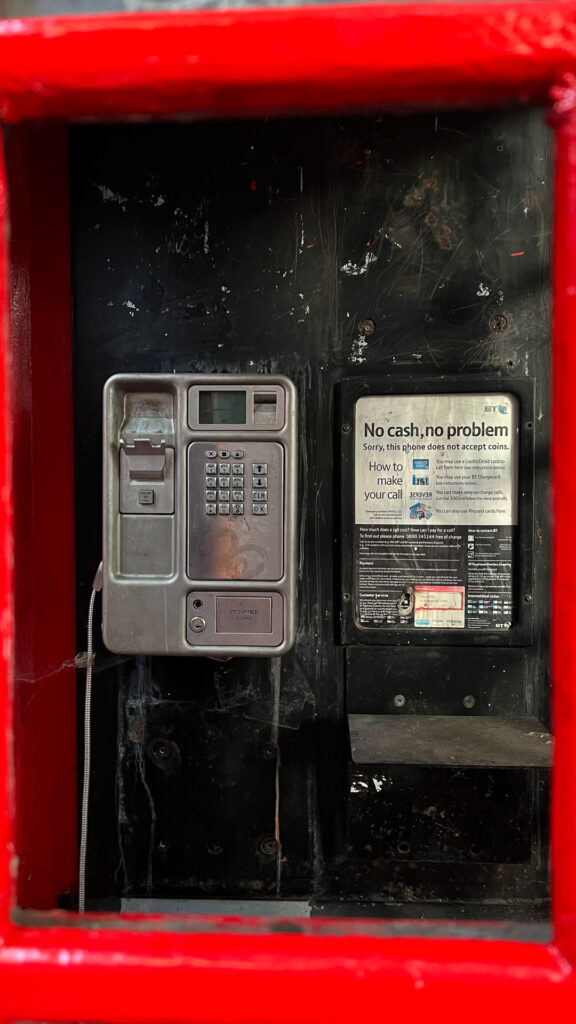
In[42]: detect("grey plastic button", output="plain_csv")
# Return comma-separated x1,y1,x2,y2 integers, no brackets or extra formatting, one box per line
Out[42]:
138,489,155,505
232,450,244,458
252,503,268,515
219,464,231,475
206,463,217,474
232,464,244,475
252,490,267,501
218,503,230,515
232,503,244,515
206,503,217,515
218,476,230,488
205,450,217,458
253,476,268,488
252,463,268,474
219,450,231,458
218,490,230,501
232,489,244,501
206,490,217,501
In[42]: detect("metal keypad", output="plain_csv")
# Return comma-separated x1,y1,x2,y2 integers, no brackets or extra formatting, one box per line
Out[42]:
204,458,272,515
205,458,244,514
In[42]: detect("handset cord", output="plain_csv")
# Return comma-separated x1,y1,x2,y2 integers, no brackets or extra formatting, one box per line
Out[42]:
78,562,103,915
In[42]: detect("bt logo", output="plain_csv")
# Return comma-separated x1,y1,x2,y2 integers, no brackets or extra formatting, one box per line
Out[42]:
484,404,508,414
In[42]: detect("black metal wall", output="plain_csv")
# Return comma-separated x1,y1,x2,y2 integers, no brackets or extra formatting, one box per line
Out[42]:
71,110,551,917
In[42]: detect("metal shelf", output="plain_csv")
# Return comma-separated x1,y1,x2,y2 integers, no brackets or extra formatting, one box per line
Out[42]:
349,715,552,768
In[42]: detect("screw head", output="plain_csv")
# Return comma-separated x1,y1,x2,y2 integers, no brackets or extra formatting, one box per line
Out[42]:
490,314,508,332
393,694,406,708
358,317,375,335
262,742,278,760
342,423,351,433
260,837,279,856
524,594,533,604
152,740,170,760
207,840,224,856
463,695,476,709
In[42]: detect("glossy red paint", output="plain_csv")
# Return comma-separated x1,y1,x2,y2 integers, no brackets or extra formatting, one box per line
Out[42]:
0,3,575,1023
0,926,574,1024
6,125,77,911
0,111,14,932
0,3,574,121
551,74,576,965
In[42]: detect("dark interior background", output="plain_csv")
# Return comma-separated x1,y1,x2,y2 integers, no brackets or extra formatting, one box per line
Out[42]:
70,110,551,918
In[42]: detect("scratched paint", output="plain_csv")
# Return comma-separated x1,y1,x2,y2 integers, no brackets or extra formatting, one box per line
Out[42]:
68,107,551,911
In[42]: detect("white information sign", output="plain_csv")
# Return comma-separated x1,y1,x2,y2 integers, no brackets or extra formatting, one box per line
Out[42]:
355,393,518,527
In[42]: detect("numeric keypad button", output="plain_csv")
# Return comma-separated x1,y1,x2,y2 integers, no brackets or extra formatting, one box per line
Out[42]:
206,503,217,515
218,503,230,515
219,463,231,475
232,490,244,502
232,503,244,515
206,489,217,501
232,463,245,475
206,463,217,474
218,476,230,488
218,490,230,501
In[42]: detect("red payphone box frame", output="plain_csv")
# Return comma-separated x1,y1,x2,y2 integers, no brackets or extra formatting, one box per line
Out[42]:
1,3,576,1021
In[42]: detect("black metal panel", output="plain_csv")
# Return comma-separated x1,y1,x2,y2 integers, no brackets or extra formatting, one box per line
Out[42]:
346,646,529,715
71,110,550,911
346,766,536,864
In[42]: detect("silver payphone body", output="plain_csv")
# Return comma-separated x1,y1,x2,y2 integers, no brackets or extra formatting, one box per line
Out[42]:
102,374,297,657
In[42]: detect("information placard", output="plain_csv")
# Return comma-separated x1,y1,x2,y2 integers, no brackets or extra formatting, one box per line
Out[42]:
354,393,518,630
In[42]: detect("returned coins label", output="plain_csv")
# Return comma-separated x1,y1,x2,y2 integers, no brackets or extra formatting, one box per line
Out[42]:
353,393,518,630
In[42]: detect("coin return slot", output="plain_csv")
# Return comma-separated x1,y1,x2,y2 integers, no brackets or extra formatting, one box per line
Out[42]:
253,392,278,425
216,597,273,634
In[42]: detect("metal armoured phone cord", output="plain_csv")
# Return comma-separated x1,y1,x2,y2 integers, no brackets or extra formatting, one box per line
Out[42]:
78,562,103,915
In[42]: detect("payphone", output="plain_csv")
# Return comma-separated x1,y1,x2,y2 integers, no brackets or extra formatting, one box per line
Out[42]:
102,374,298,657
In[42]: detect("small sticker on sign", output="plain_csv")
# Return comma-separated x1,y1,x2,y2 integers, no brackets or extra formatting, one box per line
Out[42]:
414,585,465,628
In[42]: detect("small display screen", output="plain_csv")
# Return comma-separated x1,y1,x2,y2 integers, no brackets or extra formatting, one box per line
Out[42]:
198,390,247,424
